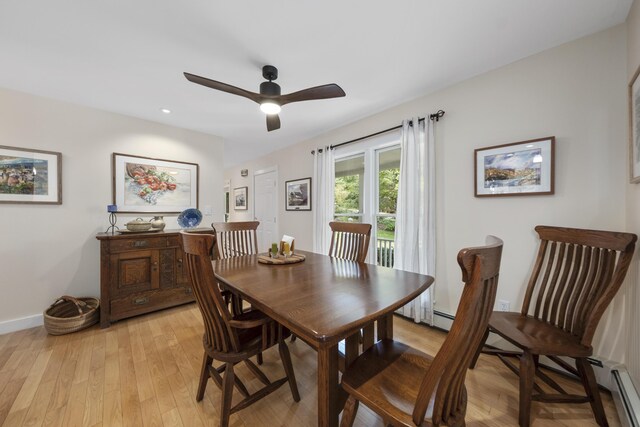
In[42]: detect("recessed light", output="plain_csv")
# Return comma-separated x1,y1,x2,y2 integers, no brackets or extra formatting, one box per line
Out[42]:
526,144,534,148
160,108,171,114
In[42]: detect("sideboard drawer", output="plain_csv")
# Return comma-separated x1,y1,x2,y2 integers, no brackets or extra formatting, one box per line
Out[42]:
110,287,195,321
109,236,170,253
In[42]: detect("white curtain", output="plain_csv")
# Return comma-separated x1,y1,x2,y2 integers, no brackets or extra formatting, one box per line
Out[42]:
313,146,335,254
394,117,436,324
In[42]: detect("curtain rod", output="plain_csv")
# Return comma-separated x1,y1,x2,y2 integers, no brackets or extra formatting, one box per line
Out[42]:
311,110,444,154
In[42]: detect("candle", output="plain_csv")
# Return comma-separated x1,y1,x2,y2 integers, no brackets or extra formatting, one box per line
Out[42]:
271,243,278,256
107,204,118,213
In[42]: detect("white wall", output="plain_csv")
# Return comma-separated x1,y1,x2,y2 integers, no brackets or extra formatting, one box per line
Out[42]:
625,0,640,384
0,87,225,331
226,25,630,361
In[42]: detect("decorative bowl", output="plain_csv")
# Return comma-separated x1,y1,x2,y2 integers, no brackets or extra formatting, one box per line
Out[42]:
124,218,153,232
177,208,203,228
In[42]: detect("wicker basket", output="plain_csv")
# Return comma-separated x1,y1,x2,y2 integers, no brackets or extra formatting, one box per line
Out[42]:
44,295,100,335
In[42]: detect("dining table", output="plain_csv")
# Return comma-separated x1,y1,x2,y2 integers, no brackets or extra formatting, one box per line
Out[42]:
213,250,433,427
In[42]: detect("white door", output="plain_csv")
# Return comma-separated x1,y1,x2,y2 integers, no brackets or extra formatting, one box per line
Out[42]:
254,169,278,251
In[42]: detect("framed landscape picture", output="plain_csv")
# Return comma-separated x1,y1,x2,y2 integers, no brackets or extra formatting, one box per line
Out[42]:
112,153,198,213
0,145,62,204
285,177,311,211
233,186,248,210
630,65,640,183
474,137,555,197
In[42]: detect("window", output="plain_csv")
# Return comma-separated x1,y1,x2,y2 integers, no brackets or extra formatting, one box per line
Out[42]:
333,130,401,265
376,147,400,267
334,154,364,223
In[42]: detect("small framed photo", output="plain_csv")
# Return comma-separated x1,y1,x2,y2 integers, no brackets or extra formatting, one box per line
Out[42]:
629,65,640,183
474,137,555,197
234,186,248,210
0,145,62,204
112,153,198,213
285,177,312,211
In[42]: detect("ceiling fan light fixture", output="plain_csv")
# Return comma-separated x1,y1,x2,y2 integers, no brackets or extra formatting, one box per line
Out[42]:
260,102,281,115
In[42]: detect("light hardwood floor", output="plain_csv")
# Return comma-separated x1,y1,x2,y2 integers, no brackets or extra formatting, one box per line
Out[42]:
0,303,620,427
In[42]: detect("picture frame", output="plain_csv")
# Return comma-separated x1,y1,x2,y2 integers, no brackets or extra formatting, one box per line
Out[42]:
112,153,198,213
233,186,248,210
285,177,312,211
474,136,555,197
629,64,640,183
0,145,62,205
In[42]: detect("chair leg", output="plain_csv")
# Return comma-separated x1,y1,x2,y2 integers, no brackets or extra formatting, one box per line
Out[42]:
291,334,297,342
519,351,535,427
470,327,489,369
279,341,300,402
340,395,359,427
257,352,263,365
577,357,609,427
220,362,235,427
196,353,212,401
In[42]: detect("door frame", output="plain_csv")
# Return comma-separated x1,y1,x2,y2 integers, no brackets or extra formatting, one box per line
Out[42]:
253,166,279,247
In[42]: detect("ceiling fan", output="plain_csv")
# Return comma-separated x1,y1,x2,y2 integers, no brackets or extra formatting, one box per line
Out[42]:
184,65,346,132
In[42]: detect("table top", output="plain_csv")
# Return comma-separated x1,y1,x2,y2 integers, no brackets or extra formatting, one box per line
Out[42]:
213,250,433,346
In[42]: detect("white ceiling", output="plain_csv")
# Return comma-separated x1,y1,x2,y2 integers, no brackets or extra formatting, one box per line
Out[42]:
0,1,632,167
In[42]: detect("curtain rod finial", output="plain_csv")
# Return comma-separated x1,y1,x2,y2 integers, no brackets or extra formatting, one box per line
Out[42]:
429,110,445,122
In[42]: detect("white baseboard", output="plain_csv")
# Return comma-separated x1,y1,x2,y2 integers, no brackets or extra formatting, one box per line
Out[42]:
0,314,43,335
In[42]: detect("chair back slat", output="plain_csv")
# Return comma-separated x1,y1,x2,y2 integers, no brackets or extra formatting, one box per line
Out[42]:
181,232,241,354
413,236,503,425
521,226,636,346
212,221,260,259
328,222,372,263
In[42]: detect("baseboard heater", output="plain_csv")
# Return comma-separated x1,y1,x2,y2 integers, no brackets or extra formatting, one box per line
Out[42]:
612,367,640,427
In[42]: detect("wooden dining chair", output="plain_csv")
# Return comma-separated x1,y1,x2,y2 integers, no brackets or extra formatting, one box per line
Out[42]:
180,232,300,427
211,221,259,317
471,226,636,427
212,221,260,259
328,221,372,262
339,236,503,427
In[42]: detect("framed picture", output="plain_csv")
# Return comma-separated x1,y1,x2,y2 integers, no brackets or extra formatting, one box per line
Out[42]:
285,177,312,211
233,186,248,210
112,153,198,213
630,64,640,183
474,137,555,197
0,145,62,204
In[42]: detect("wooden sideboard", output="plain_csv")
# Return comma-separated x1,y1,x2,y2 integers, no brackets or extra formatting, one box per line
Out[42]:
96,229,212,328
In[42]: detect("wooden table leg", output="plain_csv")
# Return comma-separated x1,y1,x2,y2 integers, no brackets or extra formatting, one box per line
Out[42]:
362,323,375,352
318,343,339,427
377,313,394,340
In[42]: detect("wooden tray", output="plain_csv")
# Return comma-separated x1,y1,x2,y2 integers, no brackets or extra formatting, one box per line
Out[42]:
257,253,306,265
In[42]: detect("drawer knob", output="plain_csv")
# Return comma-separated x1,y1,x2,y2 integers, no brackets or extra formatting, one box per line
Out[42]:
133,297,149,305
185,288,193,295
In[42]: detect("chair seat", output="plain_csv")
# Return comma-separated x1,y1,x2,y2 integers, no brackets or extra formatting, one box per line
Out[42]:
341,339,445,427
205,309,292,356
489,312,592,357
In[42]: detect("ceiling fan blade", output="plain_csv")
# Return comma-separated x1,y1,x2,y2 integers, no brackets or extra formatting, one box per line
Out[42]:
279,84,346,106
266,114,281,132
184,72,262,104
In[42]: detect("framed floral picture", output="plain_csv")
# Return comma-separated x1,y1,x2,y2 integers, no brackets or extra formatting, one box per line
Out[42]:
285,177,311,211
474,137,555,197
233,186,248,210
112,153,198,213
630,65,640,183
0,145,62,204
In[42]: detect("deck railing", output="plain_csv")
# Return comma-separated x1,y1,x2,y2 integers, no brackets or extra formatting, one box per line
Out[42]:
376,238,394,268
